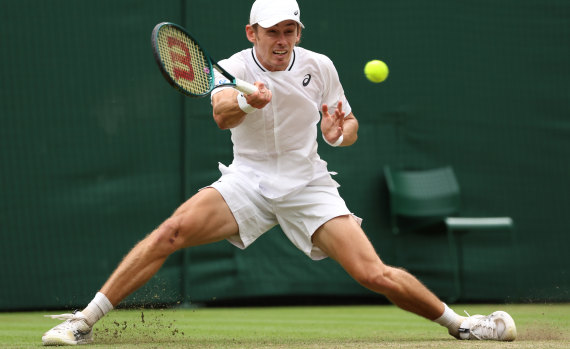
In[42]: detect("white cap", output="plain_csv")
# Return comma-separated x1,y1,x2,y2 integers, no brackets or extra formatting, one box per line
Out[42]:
250,0,305,29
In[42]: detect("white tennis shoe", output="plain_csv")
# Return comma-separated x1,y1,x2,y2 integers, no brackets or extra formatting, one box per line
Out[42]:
42,311,93,346
458,310,517,341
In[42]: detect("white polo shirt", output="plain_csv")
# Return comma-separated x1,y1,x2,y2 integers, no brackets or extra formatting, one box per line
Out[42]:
211,47,351,199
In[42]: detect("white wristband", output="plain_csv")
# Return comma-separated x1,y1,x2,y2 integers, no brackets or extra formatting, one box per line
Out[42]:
237,93,257,114
323,133,343,147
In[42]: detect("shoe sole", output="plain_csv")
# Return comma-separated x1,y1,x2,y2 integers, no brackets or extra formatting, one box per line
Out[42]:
42,336,94,346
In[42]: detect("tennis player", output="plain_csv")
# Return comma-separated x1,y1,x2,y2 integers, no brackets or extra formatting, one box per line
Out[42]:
42,0,516,345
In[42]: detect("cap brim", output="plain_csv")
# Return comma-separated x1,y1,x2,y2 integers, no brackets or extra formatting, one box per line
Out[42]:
257,16,305,29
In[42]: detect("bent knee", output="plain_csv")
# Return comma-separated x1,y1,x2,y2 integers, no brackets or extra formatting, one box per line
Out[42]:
148,217,185,255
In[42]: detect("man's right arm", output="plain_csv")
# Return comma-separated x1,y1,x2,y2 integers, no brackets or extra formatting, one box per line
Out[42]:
212,82,272,130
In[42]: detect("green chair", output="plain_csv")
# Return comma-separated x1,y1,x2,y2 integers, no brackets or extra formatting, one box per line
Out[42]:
383,165,515,302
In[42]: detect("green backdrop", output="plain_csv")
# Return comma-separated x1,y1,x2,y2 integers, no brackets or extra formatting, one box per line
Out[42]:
1,0,568,310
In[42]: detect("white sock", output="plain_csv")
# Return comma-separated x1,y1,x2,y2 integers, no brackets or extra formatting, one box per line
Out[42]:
81,292,114,326
434,303,465,336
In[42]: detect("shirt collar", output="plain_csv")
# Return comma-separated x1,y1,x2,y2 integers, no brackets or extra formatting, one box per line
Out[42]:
251,47,296,72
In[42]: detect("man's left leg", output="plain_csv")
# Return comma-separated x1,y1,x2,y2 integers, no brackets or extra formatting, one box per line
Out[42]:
311,215,516,341
312,215,449,320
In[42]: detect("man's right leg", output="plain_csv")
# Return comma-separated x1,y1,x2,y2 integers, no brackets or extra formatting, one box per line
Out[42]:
99,188,239,306
42,188,238,346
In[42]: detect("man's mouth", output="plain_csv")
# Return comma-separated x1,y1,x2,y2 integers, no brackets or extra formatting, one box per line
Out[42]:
273,50,287,56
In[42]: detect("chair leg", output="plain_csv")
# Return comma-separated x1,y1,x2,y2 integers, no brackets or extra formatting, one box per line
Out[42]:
391,215,399,234
509,227,521,301
446,227,461,302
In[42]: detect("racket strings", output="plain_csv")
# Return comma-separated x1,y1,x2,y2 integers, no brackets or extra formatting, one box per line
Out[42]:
156,26,212,95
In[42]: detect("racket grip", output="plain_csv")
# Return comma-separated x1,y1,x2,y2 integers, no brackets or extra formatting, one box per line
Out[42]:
235,79,258,95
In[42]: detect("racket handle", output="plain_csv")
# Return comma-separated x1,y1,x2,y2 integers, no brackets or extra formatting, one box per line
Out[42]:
235,79,258,95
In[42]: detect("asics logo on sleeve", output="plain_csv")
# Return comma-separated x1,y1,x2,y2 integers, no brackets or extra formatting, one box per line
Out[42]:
302,74,311,87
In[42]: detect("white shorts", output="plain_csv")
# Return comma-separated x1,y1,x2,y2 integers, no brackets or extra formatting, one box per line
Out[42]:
207,164,361,260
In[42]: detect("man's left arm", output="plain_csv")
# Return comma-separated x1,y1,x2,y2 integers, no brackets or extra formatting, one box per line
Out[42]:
321,102,358,147
340,113,358,146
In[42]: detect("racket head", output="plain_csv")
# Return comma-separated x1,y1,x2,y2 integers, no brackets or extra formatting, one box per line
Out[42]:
151,22,215,98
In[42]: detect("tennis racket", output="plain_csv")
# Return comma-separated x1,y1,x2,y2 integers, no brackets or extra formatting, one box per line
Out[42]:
151,22,257,98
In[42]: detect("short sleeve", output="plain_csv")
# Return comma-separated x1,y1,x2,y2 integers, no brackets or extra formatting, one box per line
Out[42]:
319,56,352,117
210,53,248,100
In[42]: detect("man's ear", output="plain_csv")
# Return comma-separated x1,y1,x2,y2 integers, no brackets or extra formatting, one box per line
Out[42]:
245,25,256,44
296,26,302,44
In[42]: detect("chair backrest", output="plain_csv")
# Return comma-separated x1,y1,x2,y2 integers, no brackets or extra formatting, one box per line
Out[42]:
384,165,461,218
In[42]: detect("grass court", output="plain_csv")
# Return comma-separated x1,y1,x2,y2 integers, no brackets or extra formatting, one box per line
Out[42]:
1,303,568,348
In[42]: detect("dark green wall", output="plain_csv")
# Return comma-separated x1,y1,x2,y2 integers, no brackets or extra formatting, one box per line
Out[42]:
1,0,568,310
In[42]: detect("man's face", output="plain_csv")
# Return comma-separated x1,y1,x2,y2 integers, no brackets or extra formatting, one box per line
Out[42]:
246,20,301,72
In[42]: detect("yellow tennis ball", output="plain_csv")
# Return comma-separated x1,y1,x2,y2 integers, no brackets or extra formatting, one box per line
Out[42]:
364,60,389,83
